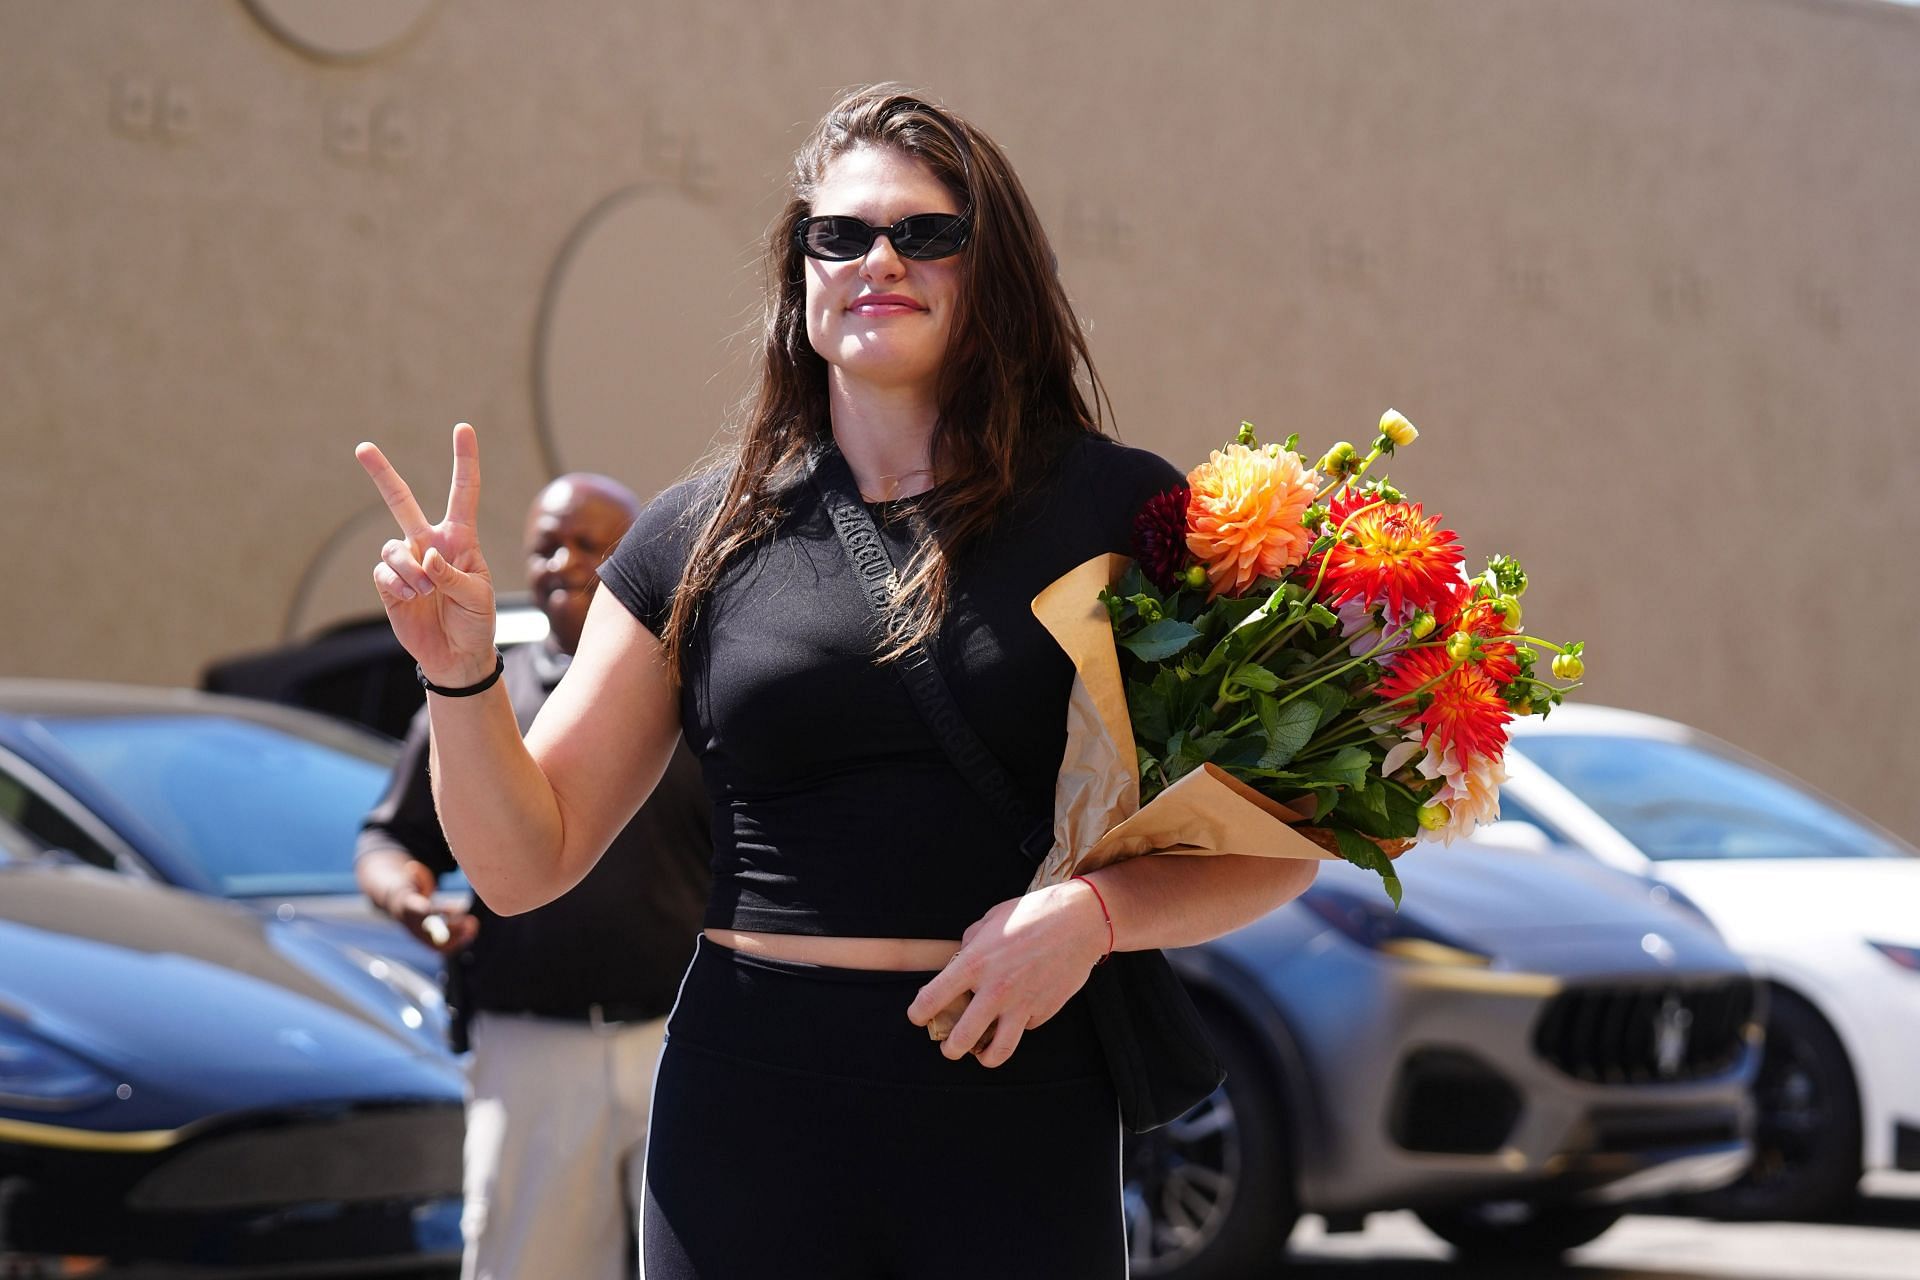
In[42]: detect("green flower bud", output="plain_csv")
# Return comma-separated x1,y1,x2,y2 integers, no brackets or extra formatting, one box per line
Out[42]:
1379,409,1418,449
1182,563,1209,591
1513,699,1534,715
1552,653,1585,680
1446,632,1475,662
1378,483,1403,504
1410,611,1437,640
1497,595,1522,631
1318,441,1357,476
1417,800,1450,831
1236,421,1259,448
1488,553,1528,597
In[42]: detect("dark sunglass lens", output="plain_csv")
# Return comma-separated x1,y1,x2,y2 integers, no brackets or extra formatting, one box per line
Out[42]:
800,218,874,260
894,215,969,259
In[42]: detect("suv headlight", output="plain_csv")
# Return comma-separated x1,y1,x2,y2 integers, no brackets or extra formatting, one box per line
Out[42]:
1301,886,1493,968
0,1020,116,1111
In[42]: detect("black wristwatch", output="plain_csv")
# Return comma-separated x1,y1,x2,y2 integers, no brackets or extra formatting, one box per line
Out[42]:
417,650,505,698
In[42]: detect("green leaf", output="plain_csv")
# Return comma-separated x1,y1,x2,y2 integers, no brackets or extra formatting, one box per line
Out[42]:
1119,619,1202,662
1303,683,1348,732
1116,561,1149,600
1257,698,1320,770
1165,730,1229,783
1320,746,1372,790
1231,664,1281,693
1332,827,1403,909
1127,678,1171,745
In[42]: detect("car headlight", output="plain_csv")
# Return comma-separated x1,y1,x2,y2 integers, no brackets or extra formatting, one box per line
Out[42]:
1868,941,1920,973
1301,886,1493,968
0,1020,116,1111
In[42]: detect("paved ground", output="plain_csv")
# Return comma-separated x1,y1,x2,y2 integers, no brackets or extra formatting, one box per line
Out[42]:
1279,1174,1920,1280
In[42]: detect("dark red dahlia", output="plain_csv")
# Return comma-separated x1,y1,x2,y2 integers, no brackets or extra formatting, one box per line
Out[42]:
1132,486,1192,590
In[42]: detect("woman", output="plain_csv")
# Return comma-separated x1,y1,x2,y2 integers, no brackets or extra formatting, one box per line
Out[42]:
356,85,1318,1278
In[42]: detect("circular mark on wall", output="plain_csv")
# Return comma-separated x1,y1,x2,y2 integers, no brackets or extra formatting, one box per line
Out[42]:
536,188,761,502
245,0,440,63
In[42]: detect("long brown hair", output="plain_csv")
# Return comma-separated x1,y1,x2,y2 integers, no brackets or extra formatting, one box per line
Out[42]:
661,84,1111,676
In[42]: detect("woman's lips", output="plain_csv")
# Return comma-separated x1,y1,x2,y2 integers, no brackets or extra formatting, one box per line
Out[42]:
849,295,924,316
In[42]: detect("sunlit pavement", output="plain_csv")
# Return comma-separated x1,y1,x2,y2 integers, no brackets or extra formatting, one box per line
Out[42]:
1280,1174,1920,1279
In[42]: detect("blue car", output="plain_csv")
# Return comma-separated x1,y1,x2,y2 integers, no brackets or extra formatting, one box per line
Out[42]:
0,820,464,1274
0,678,446,978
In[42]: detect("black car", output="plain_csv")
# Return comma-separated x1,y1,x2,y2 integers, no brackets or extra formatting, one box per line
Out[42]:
0,822,464,1274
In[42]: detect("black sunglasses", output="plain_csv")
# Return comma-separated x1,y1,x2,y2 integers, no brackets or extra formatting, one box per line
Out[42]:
792,212,972,262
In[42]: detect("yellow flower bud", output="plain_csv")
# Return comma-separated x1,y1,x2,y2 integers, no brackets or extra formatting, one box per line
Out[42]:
1410,611,1437,639
1417,801,1450,831
1498,595,1522,631
1552,653,1585,680
1379,409,1418,448
1446,632,1475,662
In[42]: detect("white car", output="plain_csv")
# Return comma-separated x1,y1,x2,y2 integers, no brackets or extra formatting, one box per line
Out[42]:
1481,703,1920,1219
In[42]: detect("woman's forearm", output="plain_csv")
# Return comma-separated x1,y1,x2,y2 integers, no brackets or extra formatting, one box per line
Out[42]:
423,684,567,916
1082,851,1321,953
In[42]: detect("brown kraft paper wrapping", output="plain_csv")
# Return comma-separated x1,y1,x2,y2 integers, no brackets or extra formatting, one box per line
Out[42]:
929,554,1335,1047
1026,552,1339,892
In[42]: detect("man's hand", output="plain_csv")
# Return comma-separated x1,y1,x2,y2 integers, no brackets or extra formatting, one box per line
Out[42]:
367,852,478,955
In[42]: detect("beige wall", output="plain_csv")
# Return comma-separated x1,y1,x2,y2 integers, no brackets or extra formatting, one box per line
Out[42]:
3,0,1916,837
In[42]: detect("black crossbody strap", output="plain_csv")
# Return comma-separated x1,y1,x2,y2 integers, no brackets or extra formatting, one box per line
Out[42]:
809,445,1055,867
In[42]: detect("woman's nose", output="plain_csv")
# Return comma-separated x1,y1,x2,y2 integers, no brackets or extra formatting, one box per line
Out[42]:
860,235,907,282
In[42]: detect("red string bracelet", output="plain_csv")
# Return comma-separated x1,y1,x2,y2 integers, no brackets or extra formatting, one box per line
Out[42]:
1071,874,1114,966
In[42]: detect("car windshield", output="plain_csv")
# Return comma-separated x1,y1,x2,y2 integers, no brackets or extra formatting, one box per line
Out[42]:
28,714,390,896
1515,734,1913,862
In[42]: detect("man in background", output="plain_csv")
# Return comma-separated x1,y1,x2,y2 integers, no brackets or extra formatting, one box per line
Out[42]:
356,473,710,1280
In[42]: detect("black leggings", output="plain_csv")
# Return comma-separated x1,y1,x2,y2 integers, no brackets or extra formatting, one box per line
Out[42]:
641,936,1124,1279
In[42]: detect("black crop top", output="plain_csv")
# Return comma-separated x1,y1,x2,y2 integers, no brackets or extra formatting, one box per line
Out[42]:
597,432,1184,939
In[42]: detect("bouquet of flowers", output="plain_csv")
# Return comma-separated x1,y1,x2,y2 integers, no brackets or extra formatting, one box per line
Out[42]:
1025,411,1586,908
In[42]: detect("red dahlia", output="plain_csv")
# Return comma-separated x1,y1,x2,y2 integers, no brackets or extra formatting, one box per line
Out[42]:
1133,486,1193,590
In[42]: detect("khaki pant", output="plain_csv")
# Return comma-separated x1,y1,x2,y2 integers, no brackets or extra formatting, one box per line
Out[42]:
460,1009,667,1280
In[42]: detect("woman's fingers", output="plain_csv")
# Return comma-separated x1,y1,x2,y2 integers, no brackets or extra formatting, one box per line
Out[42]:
380,538,436,597
973,1015,1023,1069
371,562,416,605
422,545,489,608
444,422,482,531
907,957,974,1029
355,442,436,545
939,980,1004,1062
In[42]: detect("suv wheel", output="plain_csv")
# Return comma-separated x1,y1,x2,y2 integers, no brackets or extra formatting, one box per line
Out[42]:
1122,1010,1296,1279
1416,1200,1624,1260
1685,986,1861,1220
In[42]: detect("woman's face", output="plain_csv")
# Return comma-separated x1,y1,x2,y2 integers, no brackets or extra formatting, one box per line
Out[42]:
803,144,965,398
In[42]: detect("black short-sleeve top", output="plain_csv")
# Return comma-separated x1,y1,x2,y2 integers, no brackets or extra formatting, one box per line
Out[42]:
597,432,1184,940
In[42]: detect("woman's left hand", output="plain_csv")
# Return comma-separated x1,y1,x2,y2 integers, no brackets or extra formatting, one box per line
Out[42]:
906,879,1109,1069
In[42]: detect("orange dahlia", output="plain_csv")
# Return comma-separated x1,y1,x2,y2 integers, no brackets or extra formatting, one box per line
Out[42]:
1320,499,1464,620
1375,645,1513,768
1185,444,1320,598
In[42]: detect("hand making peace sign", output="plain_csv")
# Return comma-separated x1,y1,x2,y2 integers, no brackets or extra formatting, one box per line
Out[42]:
354,423,499,687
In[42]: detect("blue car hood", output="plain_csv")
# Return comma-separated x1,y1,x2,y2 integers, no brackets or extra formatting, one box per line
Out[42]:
0,865,459,1120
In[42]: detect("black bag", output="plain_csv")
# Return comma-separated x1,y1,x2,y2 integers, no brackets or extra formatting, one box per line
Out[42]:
809,444,1225,1133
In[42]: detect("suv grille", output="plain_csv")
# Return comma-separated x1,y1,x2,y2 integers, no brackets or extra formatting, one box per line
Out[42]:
1533,978,1754,1084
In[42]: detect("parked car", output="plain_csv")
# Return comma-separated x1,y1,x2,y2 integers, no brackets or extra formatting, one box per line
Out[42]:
1491,703,1920,1219
0,822,464,1274
1125,840,1760,1276
0,678,444,978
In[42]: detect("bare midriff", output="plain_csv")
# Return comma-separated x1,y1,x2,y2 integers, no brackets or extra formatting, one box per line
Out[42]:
703,928,961,972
